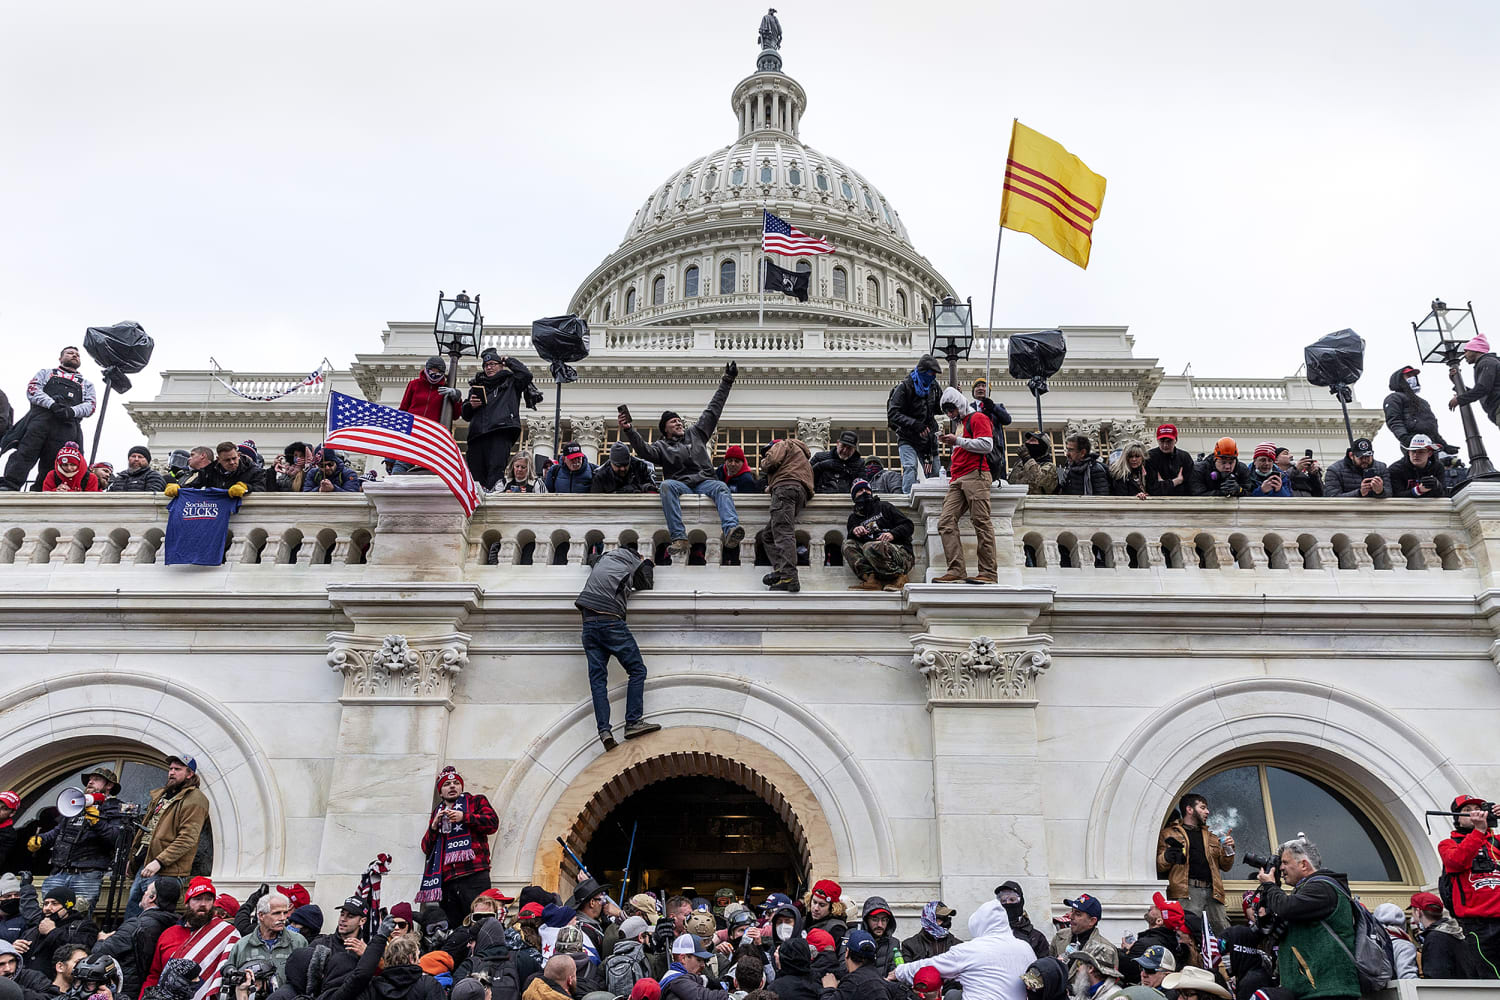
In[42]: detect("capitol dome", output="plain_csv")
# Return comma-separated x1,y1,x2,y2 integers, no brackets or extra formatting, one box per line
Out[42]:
569,16,955,329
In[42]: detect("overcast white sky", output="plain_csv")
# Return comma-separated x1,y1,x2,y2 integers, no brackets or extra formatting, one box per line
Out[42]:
2,0,1497,464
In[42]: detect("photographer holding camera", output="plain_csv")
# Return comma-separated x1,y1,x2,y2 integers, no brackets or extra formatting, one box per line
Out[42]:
1254,837,1359,1000
1156,794,1235,934
1437,794,1500,976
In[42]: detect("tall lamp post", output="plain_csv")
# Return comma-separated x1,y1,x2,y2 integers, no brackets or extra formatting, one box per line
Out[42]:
434,290,482,431
1412,298,1495,480
930,296,974,388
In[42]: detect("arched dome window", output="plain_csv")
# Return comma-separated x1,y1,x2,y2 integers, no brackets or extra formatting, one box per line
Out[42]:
840,179,854,201
920,302,928,324
815,172,830,192
866,276,880,307
731,165,746,186
864,190,877,213
897,289,908,317
657,187,670,210
788,166,802,187
684,266,700,298
760,164,774,184
652,275,666,306
625,288,637,315
796,259,811,274
679,177,694,199
832,267,847,300
705,168,718,191
719,259,737,295
1173,757,1407,884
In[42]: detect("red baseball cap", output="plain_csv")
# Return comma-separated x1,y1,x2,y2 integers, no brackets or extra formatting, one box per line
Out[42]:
480,888,516,903
629,980,662,1000
1454,795,1488,812
1410,892,1443,915
0,792,18,811
185,876,217,900
519,902,545,919
913,967,943,993
1156,424,1178,441
806,929,835,953
215,893,241,917
811,879,842,903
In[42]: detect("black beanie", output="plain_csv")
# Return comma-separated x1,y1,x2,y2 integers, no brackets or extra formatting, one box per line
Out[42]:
658,411,681,435
129,445,151,461
425,356,445,372
152,876,182,912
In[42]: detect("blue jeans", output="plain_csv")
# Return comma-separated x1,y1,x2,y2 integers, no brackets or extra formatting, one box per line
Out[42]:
899,443,923,493
581,618,647,732
121,871,150,920
660,478,739,539
42,871,105,911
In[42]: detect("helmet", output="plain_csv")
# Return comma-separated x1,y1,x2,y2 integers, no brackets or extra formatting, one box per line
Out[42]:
727,908,756,934
71,956,124,998
1213,437,1238,459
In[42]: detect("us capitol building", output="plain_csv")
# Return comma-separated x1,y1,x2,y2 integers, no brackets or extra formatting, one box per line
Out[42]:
3,14,1496,941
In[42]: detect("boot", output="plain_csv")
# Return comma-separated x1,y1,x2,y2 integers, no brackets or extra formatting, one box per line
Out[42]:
723,525,745,548
667,538,690,563
767,576,801,592
932,570,967,583
762,571,781,586
598,729,618,752
624,720,661,740
882,574,909,592
848,575,882,591
967,573,998,584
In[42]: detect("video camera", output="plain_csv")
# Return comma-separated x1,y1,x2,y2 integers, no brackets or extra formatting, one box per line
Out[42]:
218,961,278,1000
68,956,124,1000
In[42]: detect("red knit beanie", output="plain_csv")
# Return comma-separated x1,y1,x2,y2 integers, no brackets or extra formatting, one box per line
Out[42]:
436,765,465,793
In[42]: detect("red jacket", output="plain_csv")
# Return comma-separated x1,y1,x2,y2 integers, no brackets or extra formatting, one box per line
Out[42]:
949,410,993,480
420,793,499,882
400,375,459,424
1438,827,1500,918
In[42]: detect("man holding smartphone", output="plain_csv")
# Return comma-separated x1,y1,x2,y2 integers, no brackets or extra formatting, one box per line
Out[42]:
1388,435,1447,498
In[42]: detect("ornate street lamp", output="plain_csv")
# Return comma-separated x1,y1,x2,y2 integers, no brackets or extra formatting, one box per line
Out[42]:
434,290,482,429
930,296,974,388
1412,298,1494,480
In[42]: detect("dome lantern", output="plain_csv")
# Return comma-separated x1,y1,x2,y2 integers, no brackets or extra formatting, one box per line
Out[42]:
735,9,804,139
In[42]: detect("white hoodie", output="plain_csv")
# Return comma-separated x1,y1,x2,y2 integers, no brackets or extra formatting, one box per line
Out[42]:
894,900,1034,1000
939,387,993,455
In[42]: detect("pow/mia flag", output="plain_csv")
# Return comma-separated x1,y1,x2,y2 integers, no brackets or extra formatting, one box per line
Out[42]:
762,260,810,302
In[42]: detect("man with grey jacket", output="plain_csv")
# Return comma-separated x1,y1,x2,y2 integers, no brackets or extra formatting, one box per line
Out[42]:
577,547,662,751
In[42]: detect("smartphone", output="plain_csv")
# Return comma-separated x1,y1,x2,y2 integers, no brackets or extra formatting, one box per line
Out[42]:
618,404,633,423
1304,449,1313,458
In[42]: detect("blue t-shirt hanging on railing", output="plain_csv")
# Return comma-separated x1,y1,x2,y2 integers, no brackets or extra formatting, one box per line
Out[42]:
165,488,242,565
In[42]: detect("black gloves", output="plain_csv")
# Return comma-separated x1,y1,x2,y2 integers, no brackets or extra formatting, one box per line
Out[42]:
50,400,71,416
1218,478,1242,498
376,916,396,937
724,361,738,383
652,916,676,951
1163,837,1186,866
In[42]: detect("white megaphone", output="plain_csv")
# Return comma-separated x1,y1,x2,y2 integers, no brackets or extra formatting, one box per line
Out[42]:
57,786,91,818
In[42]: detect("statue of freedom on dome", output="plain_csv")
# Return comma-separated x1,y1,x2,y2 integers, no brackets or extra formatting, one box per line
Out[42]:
758,9,782,51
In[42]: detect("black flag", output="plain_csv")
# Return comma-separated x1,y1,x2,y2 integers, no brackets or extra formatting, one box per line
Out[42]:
762,261,810,302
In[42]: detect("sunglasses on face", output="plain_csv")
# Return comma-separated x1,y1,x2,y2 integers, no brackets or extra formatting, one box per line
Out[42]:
393,920,409,929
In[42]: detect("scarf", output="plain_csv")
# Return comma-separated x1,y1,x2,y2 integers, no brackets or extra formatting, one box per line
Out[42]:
921,902,949,940
911,367,936,396
359,853,391,937
423,369,446,385
417,794,475,902
48,443,90,491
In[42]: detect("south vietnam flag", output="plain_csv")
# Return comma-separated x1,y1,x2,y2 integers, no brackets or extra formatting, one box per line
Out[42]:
1000,121,1107,269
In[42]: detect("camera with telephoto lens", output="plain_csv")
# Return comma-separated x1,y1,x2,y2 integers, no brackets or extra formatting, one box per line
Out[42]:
67,957,124,1000
218,961,278,1000
1243,851,1280,874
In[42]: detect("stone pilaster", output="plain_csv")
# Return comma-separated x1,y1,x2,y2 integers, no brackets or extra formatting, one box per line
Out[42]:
526,415,557,460
570,414,606,461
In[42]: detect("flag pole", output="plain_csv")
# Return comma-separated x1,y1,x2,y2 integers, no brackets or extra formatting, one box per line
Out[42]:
985,119,1019,386
759,206,766,327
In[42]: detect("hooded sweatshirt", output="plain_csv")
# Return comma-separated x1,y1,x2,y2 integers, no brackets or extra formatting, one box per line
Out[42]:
769,938,820,1000
41,442,99,492
859,896,904,975
1371,904,1417,980
894,900,1034,1000
996,882,1049,960
303,450,363,492
940,387,993,480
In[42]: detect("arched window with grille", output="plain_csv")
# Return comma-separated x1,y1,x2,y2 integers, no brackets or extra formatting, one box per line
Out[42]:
652,275,665,306
684,266,700,298
866,276,880,307
720,259,737,295
625,288,637,315
832,267,847,300
896,289,908,317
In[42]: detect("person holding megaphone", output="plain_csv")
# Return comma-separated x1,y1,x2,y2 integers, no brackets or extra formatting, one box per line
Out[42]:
28,768,126,913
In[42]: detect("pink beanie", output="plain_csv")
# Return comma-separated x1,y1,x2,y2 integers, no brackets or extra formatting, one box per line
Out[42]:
1464,333,1490,354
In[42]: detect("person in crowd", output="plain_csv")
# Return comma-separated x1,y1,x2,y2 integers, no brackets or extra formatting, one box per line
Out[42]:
1121,897,1187,987
570,878,612,956
607,916,655,996
902,903,960,965
577,546,659,750
237,440,269,482
1192,439,1251,498
461,348,536,492
1321,438,1391,499
592,444,656,494
1108,442,1149,498
1160,967,1229,1000
40,443,99,493
1450,334,1500,431
1220,925,1272,1000
289,902,324,941
843,479,915,592
1388,435,1447,498
769,937,817,1000
811,433,864,496
273,443,317,493
892,900,1034,1000
716,446,762,494
970,379,1012,482
419,949,454,991
110,446,166,493
524,952,579,1000
226,890,305,981
546,443,596,494
1409,891,1482,979
1276,448,1323,498
1,346,98,493
1247,443,1291,498
861,459,904,495
395,358,464,473
819,929,885,1000
1384,366,1458,454
757,437,814,593
141,877,237,994
312,896,372,956
994,882,1048,960
1067,950,1124,1000
1371,904,1418,980
214,894,240,924
0,873,24,944
90,463,114,491
370,932,447,1000
302,449,363,493
1438,795,1500,977
124,754,209,921
1058,435,1108,496
1048,895,1106,963
91,876,180,999
800,882,846,952
887,355,943,492
50,944,88,996
1254,837,1357,1000
620,363,744,561
1011,431,1059,495
1157,794,1235,935
15,876,99,977
1144,425,1193,496
1128,945,1175,998
32,767,124,911
166,441,263,497
419,767,501,928
661,935,723,1000
498,452,546,493
0,935,60,1000
734,954,764,994
933,387,996,584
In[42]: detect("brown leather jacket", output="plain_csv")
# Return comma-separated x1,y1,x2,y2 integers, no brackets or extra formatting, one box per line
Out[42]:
1156,819,1234,903
763,438,814,497
130,779,211,878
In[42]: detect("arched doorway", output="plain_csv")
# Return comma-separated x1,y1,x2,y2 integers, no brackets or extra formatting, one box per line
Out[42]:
571,753,810,903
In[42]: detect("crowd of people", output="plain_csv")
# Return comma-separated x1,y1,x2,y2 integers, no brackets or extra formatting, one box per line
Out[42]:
4,763,1499,1000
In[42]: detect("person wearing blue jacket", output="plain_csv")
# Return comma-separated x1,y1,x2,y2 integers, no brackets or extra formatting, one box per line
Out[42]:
546,443,595,493
1247,443,1292,498
303,449,363,492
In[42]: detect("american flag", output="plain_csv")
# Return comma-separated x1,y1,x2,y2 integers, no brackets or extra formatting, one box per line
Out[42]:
763,210,835,255
174,917,240,1000
324,391,481,515
1202,909,1221,971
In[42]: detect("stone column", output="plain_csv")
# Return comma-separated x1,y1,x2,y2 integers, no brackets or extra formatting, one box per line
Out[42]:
571,415,606,463
526,415,557,461
795,417,830,451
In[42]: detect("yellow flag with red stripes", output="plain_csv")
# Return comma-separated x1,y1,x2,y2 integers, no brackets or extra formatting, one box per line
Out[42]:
1001,121,1107,269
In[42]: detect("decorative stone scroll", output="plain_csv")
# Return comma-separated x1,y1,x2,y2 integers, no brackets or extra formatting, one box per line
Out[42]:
570,414,606,458
910,634,1053,706
796,416,831,451
326,631,471,707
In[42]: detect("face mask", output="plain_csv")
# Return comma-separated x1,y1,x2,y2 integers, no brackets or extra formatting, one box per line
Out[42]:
1026,440,1049,459
776,923,793,941
1407,376,1420,392
424,368,445,384
1002,900,1024,922
855,493,875,510
0,899,17,917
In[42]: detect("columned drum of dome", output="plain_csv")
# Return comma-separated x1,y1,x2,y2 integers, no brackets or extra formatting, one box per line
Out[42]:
569,14,955,329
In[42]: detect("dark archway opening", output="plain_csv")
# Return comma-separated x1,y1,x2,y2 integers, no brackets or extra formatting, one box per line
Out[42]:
580,776,804,904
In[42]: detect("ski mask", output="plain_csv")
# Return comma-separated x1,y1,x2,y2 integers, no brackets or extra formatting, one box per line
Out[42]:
851,479,876,512
1025,436,1050,460
1407,375,1420,392
0,899,18,918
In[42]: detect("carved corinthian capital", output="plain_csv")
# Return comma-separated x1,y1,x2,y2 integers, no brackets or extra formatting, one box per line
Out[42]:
327,631,471,707
796,416,831,451
910,633,1053,706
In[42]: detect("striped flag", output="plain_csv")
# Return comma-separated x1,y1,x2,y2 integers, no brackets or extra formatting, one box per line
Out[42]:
1202,909,1221,971
763,210,835,255
324,391,481,515
174,918,240,1000
1001,121,1107,269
